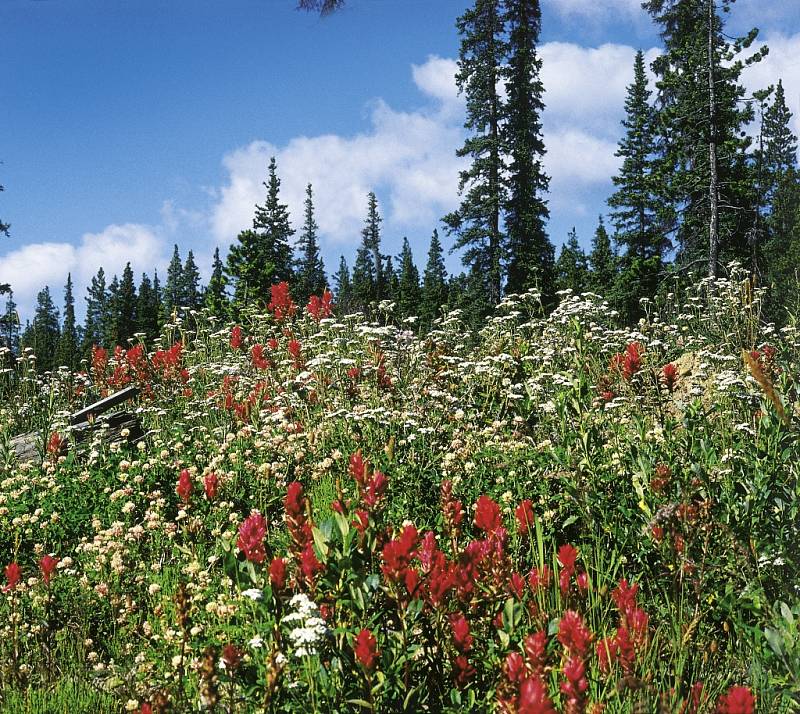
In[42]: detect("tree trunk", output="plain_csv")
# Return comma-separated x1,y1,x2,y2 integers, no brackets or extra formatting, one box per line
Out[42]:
707,0,720,279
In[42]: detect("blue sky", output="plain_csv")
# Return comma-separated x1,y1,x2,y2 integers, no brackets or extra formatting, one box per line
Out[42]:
2,0,800,320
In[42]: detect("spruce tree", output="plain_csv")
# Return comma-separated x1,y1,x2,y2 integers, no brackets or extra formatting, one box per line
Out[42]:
351,242,376,312
643,0,766,277
56,273,79,368
397,237,421,318
115,263,137,345
104,276,120,347
444,0,507,308
164,244,184,318
23,286,60,372
226,156,295,307
762,80,800,317
588,217,617,298
502,0,554,302
556,229,589,294
137,273,160,341
83,267,108,351
295,184,327,303
205,247,229,320
383,255,399,304
420,229,448,326
608,50,664,322
0,290,20,354
152,269,163,329
181,250,202,310
333,256,352,314
362,192,383,300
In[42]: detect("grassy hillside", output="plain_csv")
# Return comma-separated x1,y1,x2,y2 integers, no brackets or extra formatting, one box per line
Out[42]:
0,267,798,712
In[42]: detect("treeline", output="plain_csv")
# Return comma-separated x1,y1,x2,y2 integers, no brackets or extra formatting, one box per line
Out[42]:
3,0,800,372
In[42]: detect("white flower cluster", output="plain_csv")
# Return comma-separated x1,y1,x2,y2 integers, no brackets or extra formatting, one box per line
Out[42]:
282,593,328,658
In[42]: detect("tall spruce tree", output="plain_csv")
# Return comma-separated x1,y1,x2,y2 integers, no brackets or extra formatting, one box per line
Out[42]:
643,0,766,277
227,156,295,306
83,267,108,351
56,273,79,368
164,245,184,318
420,229,448,326
114,263,137,345
588,217,617,298
333,256,352,314
444,0,507,308
556,229,589,294
762,80,800,317
362,192,384,299
1,290,20,354
137,272,160,341
23,286,60,372
608,50,664,322
181,250,202,310
295,184,327,302
104,275,120,347
397,238,421,319
351,242,376,311
384,255,399,304
205,247,229,320
502,0,554,302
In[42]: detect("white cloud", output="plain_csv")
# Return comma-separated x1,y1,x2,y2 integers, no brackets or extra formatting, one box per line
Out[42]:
0,223,167,320
742,33,800,146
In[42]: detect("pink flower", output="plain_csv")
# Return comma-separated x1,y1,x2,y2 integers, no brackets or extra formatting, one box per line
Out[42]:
269,557,286,591
518,677,556,714
557,544,579,573
176,469,193,503
237,511,267,564
557,610,592,658
354,628,379,670
450,612,473,653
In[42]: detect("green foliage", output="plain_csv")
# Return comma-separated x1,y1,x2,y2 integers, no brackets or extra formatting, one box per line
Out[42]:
294,183,327,304
20,286,59,372
55,274,79,369
556,228,589,294
420,229,448,327
204,247,229,321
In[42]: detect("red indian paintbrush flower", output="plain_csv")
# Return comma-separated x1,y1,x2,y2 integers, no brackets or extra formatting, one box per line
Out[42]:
269,557,287,590
39,555,59,585
3,563,21,593
176,469,193,503
515,499,535,534
661,362,678,392
558,610,592,657
715,686,755,714
47,432,64,456
251,344,270,370
237,511,268,564
230,325,243,350
268,282,297,321
449,612,473,653
221,644,242,672
204,473,219,500
518,677,556,714
353,628,379,670
306,290,334,321
474,495,502,534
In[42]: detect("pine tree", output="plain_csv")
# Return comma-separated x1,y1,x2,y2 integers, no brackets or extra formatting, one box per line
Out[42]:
333,256,352,314
83,267,108,352
608,50,665,323
420,229,448,326
556,229,589,294
397,238,421,318
181,250,202,310
502,0,554,302
295,184,327,303
152,270,163,329
22,286,60,372
444,0,507,308
0,290,20,354
587,217,617,298
104,275,120,347
383,255,399,305
643,0,766,277
56,273,79,368
762,80,800,317
137,273,160,341
114,263,137,345
227,156,295,307
205,247,229,320
362,192,384,300
164,244,184,318
351,242,376,312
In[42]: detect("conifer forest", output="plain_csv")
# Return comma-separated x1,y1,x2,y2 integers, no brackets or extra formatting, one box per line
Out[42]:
1,1,799,712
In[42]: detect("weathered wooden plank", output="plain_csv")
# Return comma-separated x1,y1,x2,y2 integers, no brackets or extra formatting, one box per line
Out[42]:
69,385,140,425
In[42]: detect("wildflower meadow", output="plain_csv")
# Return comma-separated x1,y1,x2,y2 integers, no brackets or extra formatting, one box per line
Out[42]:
0,268,798,712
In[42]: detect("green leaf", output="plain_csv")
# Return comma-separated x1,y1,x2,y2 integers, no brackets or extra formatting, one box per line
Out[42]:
333,511,350,539
764,627,784,657
312,526,330,559
779,601,794,625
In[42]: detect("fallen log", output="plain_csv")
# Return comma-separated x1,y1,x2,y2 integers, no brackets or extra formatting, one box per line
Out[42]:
7,386,142,464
